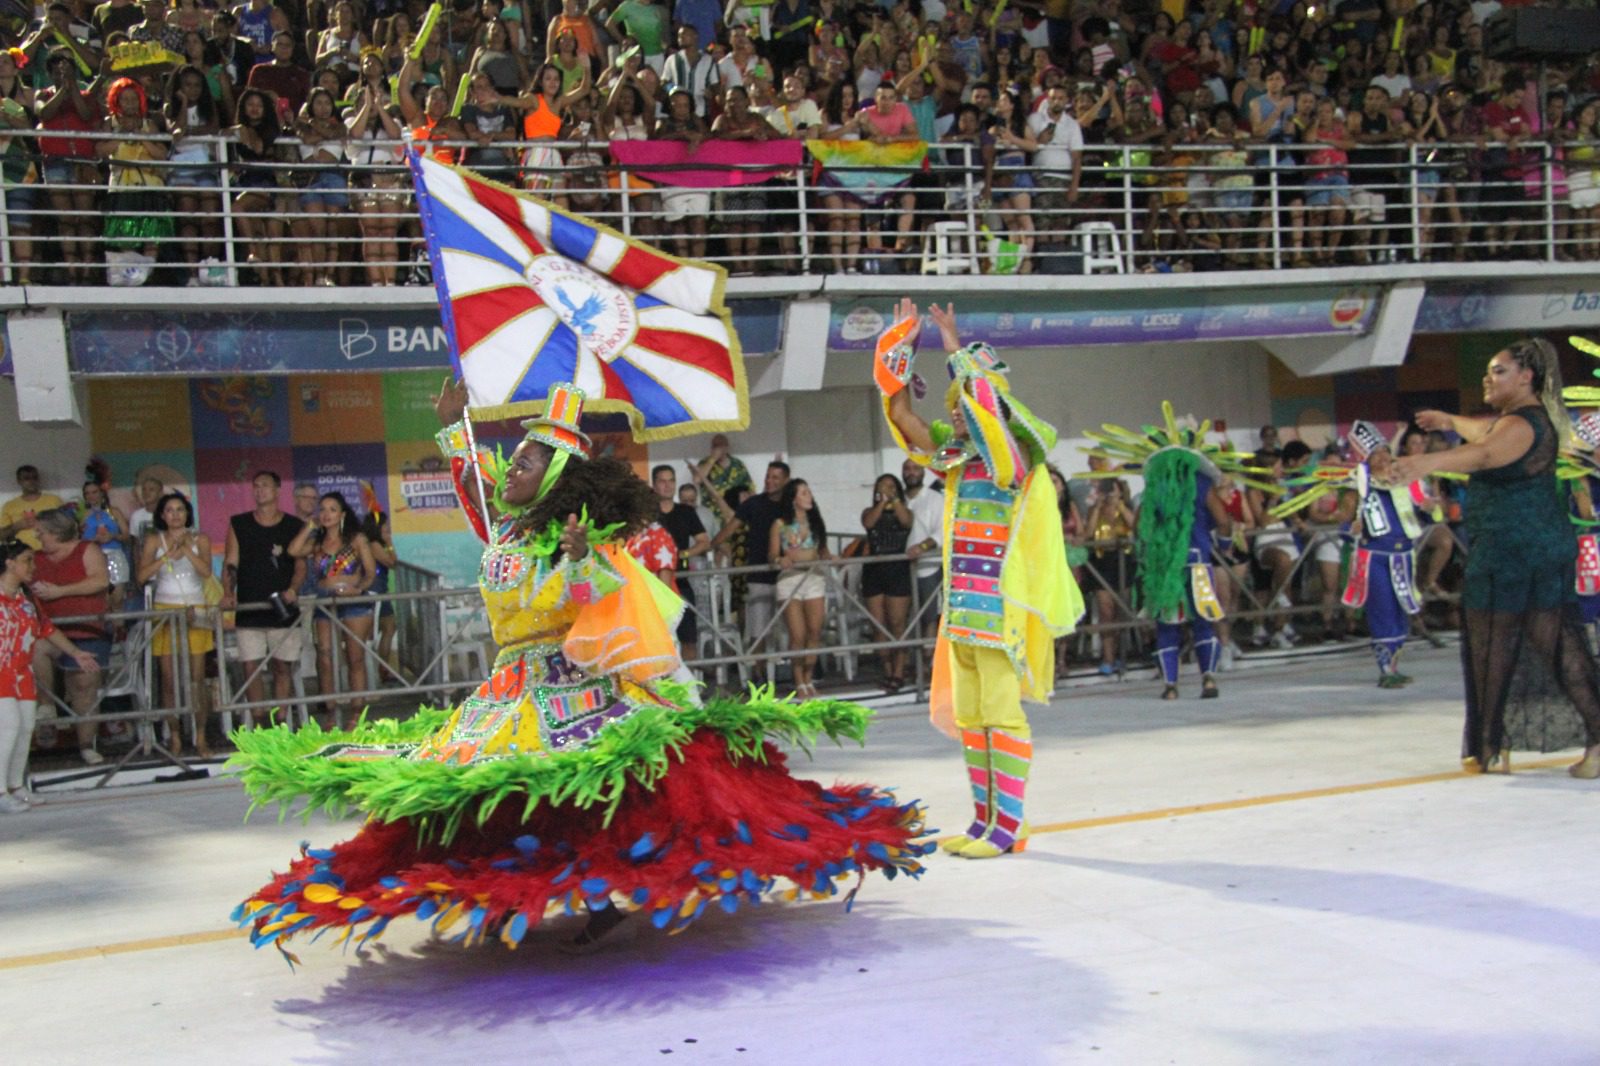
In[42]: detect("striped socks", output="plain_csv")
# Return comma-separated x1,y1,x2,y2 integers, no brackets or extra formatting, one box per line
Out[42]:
982,729,1032,852
942,728,992,851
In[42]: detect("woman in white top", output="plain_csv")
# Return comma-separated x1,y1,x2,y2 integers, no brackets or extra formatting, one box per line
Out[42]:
602,75,659,237
293,88,348,287
164,64,224,276
315,0,368,80
819,81,863,273
346,83,407,286
135,493,215,757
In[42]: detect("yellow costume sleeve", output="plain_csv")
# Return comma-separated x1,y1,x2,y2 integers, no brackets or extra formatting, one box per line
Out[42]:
563,545,685,685
1000,466,1085,702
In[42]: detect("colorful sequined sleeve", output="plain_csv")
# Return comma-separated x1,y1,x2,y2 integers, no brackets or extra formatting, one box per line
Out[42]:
436,419,494,543
561,546,625,607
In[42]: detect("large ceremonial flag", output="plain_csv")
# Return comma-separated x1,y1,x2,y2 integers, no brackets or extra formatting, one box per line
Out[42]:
408,151,748,440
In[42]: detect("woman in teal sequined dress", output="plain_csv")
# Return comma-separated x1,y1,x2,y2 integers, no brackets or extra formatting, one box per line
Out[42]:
1396,339,1600,777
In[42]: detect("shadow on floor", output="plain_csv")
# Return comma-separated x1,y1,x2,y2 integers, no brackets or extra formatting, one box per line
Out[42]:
1032,853,1600,958
272,904,1113,1064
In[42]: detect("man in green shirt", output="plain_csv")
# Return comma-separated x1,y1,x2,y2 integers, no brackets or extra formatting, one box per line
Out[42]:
606,0,669,70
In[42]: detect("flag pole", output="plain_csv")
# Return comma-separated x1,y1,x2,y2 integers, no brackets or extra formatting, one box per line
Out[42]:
462,405,495,537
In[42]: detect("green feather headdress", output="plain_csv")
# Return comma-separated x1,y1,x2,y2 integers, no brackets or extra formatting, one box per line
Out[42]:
1080,401,1268,619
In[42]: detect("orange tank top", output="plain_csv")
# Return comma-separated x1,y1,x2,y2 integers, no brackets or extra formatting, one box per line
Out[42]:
551,14,599,59
522,96,562,140
413,119,457,164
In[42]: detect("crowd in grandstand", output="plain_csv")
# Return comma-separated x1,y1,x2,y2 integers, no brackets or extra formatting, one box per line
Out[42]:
0,0,1595,280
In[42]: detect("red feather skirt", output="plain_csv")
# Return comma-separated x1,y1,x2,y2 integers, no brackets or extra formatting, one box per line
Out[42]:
235,732,932,957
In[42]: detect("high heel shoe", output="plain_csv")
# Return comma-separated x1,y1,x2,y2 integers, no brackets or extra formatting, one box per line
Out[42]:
1569,750,1600,779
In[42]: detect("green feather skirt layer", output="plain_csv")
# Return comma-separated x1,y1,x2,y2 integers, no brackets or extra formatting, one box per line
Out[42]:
228,688,877,846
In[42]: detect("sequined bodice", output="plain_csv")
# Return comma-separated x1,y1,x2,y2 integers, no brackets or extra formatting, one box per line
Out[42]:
479,523,578,648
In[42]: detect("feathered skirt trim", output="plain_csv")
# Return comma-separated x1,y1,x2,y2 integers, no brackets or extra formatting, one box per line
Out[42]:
233,731,932,960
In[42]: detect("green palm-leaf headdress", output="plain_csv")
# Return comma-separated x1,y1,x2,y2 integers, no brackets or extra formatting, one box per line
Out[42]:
1080,401,1268,620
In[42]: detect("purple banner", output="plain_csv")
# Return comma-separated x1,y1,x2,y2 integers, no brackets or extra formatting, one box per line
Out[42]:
829,287,1380,350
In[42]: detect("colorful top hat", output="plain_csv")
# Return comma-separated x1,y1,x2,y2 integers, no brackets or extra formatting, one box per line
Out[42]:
520,382,592,459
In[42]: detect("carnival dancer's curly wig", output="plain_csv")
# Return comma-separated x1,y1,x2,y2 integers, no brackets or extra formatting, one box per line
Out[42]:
517,454,658,544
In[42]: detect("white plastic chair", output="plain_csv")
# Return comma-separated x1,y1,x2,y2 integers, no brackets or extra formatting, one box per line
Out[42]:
921,220,979,275
1078,221,1126,274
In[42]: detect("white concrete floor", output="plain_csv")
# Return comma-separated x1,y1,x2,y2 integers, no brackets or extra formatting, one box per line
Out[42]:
5,645,1600,1066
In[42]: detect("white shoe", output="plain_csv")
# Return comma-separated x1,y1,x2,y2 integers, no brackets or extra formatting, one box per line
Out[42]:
0,792,30,813
1219,645,1236,672
1271,631,1294,651
80,748,105,766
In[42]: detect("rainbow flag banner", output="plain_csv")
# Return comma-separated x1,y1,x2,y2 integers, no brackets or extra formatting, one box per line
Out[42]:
807,139,928,206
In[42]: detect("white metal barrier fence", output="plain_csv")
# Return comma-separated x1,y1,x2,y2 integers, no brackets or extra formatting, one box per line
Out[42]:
30,519,1466,786
1,129,1594,284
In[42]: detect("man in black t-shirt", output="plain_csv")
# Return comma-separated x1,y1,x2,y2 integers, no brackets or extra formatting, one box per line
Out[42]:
222,471,306,710
652,464,709,658
711,459,789,678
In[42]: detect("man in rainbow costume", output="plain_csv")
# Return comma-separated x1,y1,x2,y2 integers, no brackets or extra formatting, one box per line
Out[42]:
873,299,1082,859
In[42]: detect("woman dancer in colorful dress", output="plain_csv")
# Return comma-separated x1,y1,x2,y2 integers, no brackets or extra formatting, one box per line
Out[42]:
231,381,930,959
874,299,1082,859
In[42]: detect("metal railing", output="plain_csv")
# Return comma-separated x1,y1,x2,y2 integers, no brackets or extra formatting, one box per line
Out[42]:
1,128,1595,284
27,515,1467,787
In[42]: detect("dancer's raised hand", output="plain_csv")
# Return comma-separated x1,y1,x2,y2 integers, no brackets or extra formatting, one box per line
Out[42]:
434,377,469,426
559,512,589,561
927,302,961,352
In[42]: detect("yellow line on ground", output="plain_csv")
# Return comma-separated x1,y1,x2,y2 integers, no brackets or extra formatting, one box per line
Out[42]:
0,756,1578,973
0,929,242,972
1028,756,1573,836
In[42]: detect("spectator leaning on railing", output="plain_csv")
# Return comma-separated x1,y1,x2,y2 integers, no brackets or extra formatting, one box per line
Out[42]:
136,492,214,758
30,507,110,766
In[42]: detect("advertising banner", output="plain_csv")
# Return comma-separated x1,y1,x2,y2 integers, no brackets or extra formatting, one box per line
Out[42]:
828,287,1380,350
64,300,785,377
1413,280,1600,334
